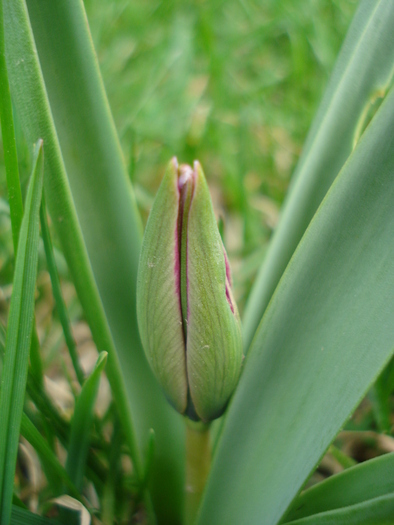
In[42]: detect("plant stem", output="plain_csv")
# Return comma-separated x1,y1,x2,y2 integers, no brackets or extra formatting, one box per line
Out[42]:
185,420,211,525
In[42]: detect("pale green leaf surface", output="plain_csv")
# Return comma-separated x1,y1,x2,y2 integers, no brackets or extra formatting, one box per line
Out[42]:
285,493,394,525
8,1,185,520
284,453,394,522
187,164,243,421
3,0,143,488
65,352,107,491
198,86,394,525
137,161,187,414
0,141,43,524
243,0,394,350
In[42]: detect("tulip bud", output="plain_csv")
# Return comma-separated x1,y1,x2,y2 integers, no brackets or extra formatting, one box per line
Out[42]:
137,158,243,422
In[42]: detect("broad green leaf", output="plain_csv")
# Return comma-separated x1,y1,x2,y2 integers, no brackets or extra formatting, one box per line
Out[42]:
197,86,394,524
3,0,143,491
1,0,43,391
11,506,60,525
243,0,394,349
285,494,394,525
4,2,185,520
65,352,107,491
284,453,394,522
0,141,43,524
0,0,23,253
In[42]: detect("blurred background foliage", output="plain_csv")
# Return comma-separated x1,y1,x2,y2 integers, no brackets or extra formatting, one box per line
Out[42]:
83,0,357,312
0,0,358,311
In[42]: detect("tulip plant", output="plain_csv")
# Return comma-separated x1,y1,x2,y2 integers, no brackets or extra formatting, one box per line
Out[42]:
1,0,394,525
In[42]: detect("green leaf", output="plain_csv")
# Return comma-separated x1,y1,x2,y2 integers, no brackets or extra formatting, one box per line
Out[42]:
101,417,123,525
3,0,143,488
0,0,23,253
65,352,107,491
11,506,60,525
243,0,394,350
197,84,394,524
4,2,185,520
1,0,43,390
284,453,394,522
0,141,44,524
285,494,394,525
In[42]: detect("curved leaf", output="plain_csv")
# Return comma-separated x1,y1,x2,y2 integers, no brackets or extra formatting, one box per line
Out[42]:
286,493,394,525
243,0,394,349
285,453,394,522
198,85,394,524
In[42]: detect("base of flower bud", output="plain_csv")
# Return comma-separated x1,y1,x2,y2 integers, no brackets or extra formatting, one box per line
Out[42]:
185,391,200,422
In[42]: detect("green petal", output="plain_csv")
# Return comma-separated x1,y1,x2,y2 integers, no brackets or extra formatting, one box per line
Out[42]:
186,162,243,421
137,159,187,413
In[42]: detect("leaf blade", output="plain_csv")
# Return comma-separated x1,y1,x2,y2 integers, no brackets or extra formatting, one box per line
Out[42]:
65,352,107,491
243,0,394,349
0,141,44,523
4,1,185,519
286,493,394,525
3,0,143,486
11,506,61,525
198,85,394,524
284,453,394,522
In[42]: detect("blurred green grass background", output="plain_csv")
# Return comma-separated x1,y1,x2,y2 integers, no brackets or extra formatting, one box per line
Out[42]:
0,0,357,311
83,0,357,310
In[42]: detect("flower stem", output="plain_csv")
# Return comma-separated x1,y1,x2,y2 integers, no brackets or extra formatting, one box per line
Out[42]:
185,419,211,525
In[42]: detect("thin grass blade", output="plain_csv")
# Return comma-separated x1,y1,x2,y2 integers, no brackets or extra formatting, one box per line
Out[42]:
65,352,107,491
40,193,85,385
101,418,123,525
243,0,394,349
0,140,43,524
198,85,394,525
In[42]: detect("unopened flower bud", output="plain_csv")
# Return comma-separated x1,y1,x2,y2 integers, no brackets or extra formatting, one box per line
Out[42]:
137,158,243,422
